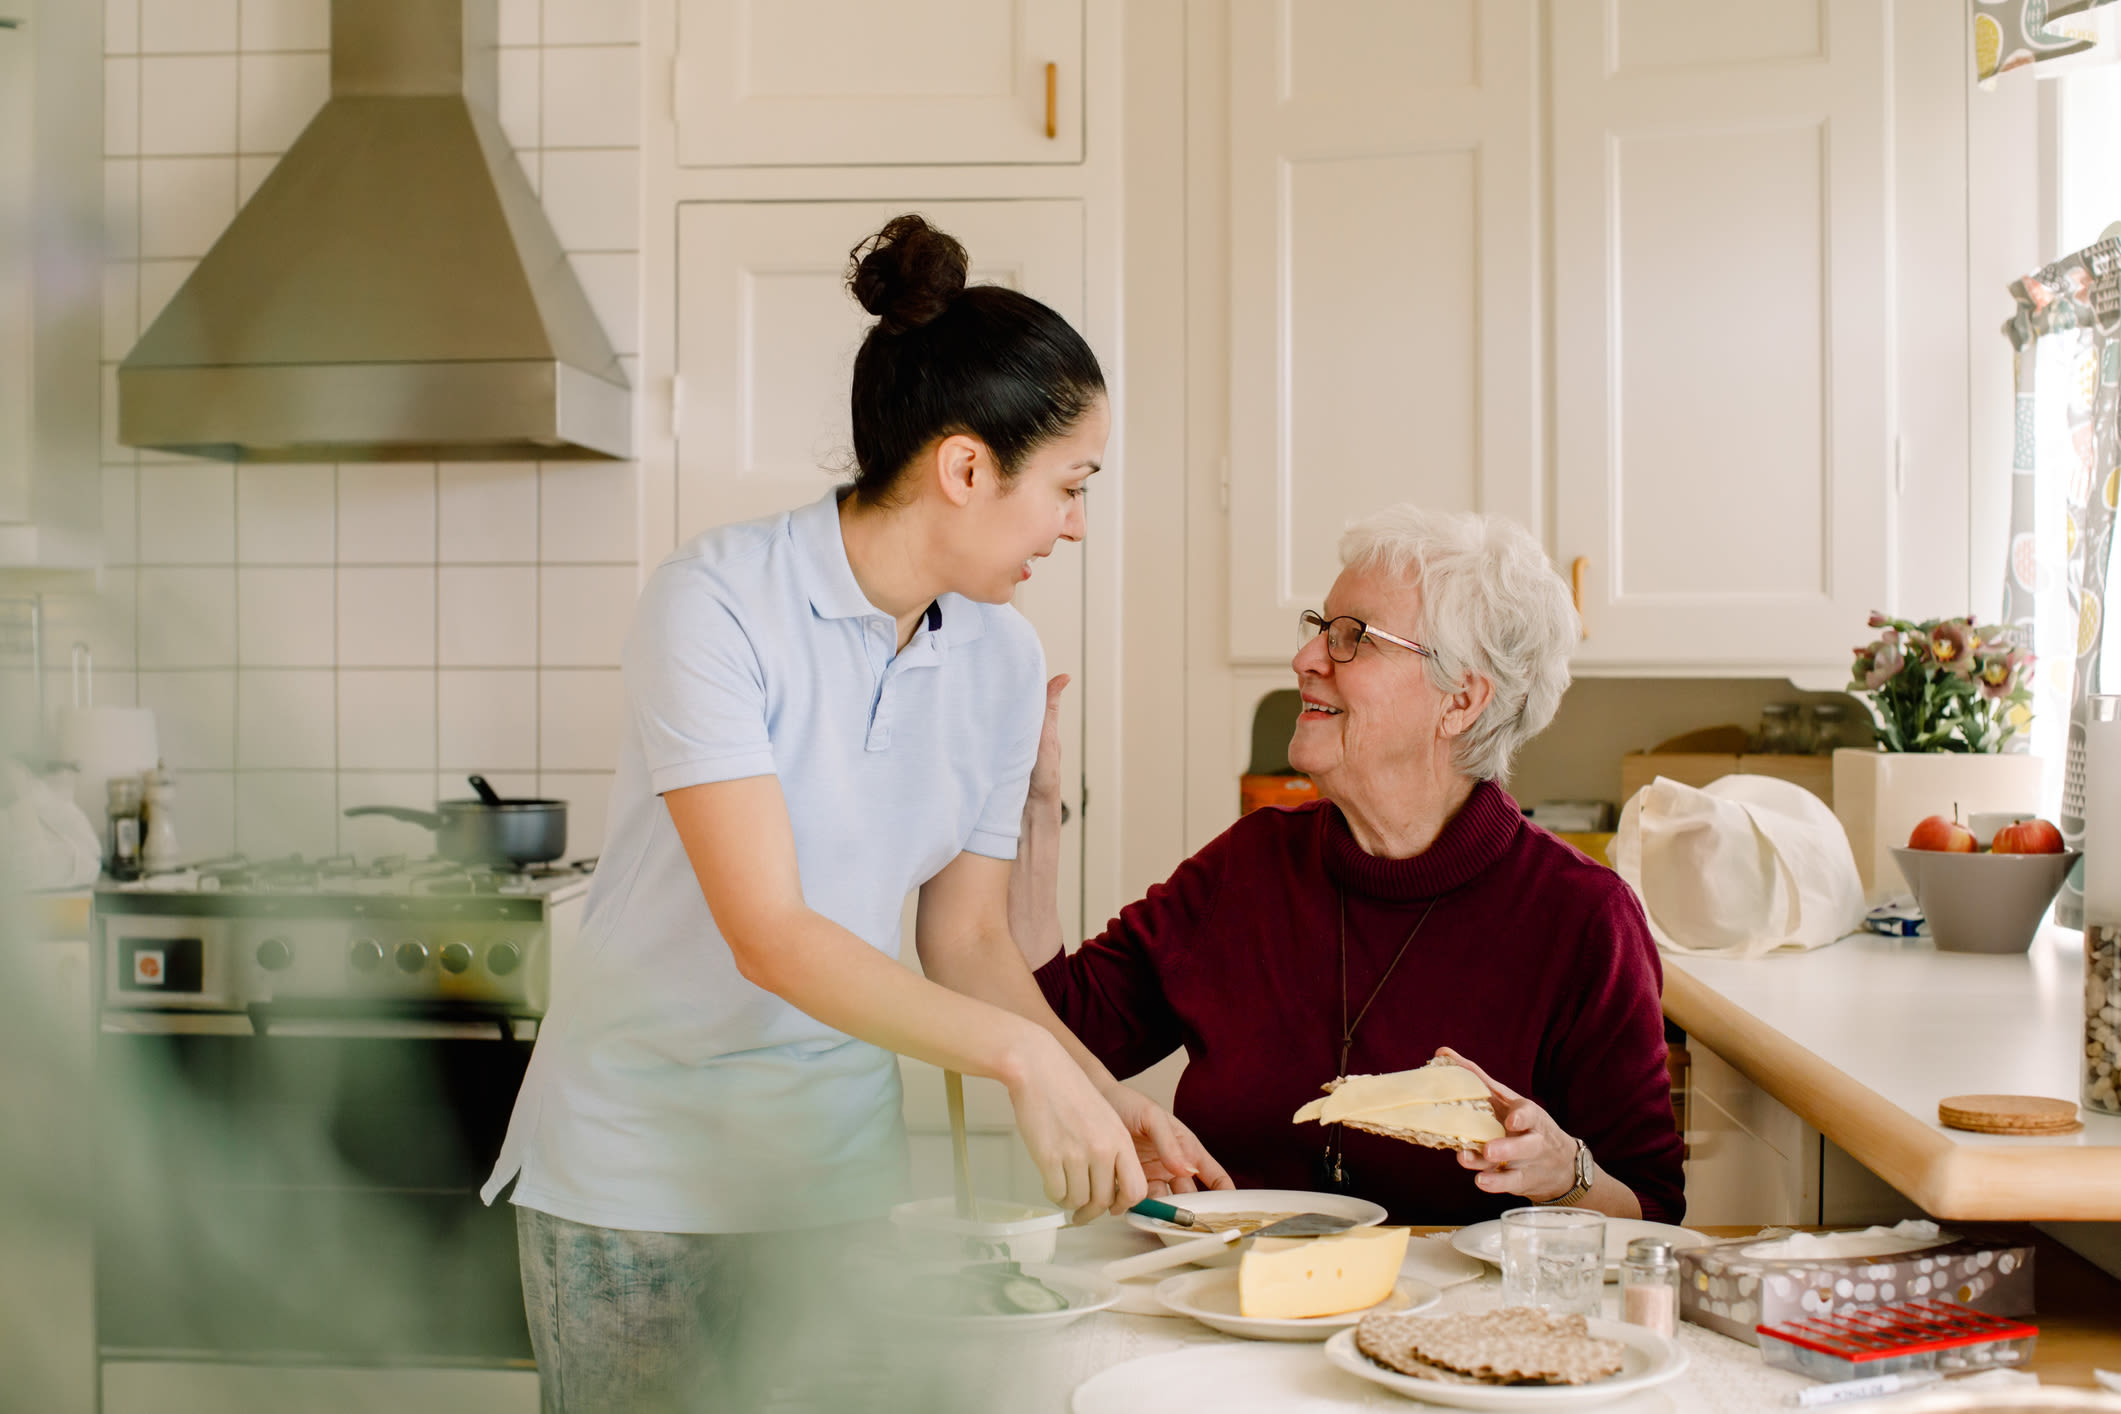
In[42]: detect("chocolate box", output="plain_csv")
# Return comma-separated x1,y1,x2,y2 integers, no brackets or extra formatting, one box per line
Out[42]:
1679,1235,2035,1345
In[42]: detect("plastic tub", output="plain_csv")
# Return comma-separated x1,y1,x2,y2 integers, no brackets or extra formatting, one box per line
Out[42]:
890,1197,1068,1263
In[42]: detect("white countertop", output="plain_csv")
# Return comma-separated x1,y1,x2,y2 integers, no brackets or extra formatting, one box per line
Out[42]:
1663,928,2121,1219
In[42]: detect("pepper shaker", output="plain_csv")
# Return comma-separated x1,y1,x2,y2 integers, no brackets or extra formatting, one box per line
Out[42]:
1619,1237,1680,1339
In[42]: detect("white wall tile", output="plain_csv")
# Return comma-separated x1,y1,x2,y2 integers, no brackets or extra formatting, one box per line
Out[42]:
103,466,139,565
239,0,329,50
497,48,540,153
138,157,237,259
105,160,141,261
137,670,237,769
175,770,237,858
463,770,538,801
438,464,538,562
338,670,437,770
106,60,141,157
237,155,277,204
137,259,197,331
566,253,638,358
44,573,139,675
236,669,336,768
338,464,436,563
539,669,623,771
514,148,541,197
238,52,328,153
543,0,638,45
539,150,638,252
54,667,139,716
539,565,635,667
104,264,138,361
439,567,538,666
138,568,237,667
235,771,339,859
140,57,239,156
101,366,129,465
237,464,335,563
108,0,143,54
540,46,640,150
539,461,636,561
438,669,538,770
337,567,436,667
236,567,334,666
138,462,236,563
497,0,540,47
337,771,443,856
140,0,240,53
538,770,614,858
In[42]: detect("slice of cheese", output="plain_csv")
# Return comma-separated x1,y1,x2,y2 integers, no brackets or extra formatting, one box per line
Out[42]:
1318,1062,1488,1124
1343,1098,1505,1144
1292,1097,1326,1124
1238,1226,1412,1319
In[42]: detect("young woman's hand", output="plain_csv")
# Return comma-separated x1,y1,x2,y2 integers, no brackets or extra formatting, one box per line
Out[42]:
1100,1083,1235,1197
1005,1028,1147,1222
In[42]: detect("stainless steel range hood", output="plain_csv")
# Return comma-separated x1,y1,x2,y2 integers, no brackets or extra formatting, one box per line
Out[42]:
117,0,630,463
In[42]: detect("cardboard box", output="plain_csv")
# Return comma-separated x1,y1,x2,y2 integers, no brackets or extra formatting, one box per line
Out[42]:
1680,1236,2034,1344
1621,752,1835,809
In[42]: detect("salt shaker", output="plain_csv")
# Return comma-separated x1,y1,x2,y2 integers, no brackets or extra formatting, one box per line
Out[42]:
1619,1237,1680,1339
140,761,181,875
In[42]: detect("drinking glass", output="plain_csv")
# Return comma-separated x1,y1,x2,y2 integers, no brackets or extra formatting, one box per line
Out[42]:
1499,1207,1606,1316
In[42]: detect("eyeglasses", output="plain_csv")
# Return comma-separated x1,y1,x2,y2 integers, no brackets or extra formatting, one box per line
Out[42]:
1299,610,1435,664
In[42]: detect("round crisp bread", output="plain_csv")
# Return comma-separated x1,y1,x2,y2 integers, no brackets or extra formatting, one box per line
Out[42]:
1938,1094,2083,1135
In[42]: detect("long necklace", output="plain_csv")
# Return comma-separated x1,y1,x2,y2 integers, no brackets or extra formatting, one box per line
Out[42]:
1318,888,1439,1193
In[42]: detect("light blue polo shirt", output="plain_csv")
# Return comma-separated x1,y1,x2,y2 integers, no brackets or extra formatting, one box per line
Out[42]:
482,488,1046,1233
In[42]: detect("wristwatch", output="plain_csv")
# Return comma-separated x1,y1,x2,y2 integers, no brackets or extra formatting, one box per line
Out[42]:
1538,1139,1596,1206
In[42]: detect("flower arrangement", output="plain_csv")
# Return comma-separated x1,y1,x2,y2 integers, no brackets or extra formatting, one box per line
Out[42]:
1849,613,2033,753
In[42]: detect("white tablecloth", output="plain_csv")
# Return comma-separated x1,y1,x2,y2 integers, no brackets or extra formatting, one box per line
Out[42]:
866,1219,1821,1414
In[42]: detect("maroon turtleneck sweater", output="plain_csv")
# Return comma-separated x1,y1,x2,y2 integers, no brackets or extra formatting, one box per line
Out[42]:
1035,783,1685,1226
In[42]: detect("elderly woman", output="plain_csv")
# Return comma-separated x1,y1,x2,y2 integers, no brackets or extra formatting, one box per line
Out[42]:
1012,505,1685,1224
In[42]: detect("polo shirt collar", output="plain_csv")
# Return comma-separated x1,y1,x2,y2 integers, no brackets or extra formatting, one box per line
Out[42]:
790,490,986,649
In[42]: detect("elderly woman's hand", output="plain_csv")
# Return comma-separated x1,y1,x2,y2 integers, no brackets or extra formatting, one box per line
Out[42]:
1027,674,1070,809
1101,1082,1236,1199
1436,1047,1580,1203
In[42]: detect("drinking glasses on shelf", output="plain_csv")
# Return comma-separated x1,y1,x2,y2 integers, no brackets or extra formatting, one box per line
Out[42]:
1499,1207,1606,1316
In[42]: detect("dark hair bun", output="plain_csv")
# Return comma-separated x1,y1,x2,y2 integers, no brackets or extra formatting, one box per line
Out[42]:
848,214,969,335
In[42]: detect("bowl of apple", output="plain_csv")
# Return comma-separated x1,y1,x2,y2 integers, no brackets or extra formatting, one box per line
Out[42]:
1892,814,2078,954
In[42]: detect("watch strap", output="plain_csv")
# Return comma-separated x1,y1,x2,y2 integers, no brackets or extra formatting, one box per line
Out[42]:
1539,1139,1594,1206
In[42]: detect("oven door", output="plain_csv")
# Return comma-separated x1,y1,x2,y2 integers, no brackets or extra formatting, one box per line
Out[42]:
96,1012,536,1368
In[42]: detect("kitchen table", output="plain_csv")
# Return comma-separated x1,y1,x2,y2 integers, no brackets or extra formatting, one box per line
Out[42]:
856,1220,2121,1413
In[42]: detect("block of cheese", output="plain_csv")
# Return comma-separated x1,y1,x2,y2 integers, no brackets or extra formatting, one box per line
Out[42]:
1342,1099,1506,1148
1317,1061,1488,1124
1239,1226,1412,1319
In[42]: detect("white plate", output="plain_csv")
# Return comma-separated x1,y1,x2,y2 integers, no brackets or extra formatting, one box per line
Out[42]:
1324,1318,1689,1410
1126,1189,1391,1268
1450,1219,1711,1281
1072,1343,1409,1412
1154,1266,1442,1341
893,1261,1121,1334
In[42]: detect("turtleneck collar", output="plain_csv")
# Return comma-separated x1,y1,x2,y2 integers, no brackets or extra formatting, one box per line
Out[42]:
1319,779,1523,902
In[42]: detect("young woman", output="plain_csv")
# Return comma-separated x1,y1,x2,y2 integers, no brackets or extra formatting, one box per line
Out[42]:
481,215,1227,1411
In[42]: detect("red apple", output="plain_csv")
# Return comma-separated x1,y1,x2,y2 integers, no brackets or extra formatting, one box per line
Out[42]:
1908,814,1977,852
1991,818,2065,854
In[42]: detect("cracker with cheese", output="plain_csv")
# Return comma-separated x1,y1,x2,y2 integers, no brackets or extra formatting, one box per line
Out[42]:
1291,1059,1504,1153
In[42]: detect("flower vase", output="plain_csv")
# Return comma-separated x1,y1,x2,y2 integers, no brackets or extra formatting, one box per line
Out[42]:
1832,749,2048,905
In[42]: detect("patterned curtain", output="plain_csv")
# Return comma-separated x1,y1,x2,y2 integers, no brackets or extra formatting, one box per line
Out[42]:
1977,0,2121,83
2004,238,2121,925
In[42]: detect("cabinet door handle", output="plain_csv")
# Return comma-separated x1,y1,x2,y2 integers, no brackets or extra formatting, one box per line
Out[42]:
1570,556,1588,637
1045,62,1058,139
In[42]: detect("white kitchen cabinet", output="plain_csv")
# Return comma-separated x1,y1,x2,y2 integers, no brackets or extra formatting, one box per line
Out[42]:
0,12,30,524
1223,0,1540,663
674,0,1083,167
1552,0,1892,674
674,198,1089,953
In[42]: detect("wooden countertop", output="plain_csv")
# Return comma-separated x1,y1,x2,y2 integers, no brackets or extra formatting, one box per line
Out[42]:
1662,929,2121,1220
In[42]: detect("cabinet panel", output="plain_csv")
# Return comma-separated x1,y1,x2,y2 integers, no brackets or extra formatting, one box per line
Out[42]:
1227,0,1537,662
1554,0,1890,671
675,0,1083,166
674,200,1087,946
0,14,31,524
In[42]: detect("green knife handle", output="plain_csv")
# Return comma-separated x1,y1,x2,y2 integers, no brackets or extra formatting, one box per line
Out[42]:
1129,1197,1197,1227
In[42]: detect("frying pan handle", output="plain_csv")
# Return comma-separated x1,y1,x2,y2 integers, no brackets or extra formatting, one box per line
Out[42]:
342,806,444,829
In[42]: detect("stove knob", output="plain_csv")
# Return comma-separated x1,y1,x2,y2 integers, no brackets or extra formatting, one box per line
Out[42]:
438,941,473,974
395,940,430,974
349,938,384,972
488,941,522,976
255,937,293,972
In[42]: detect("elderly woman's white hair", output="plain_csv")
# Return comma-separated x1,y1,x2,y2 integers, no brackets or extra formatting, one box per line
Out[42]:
1338,505,1578,784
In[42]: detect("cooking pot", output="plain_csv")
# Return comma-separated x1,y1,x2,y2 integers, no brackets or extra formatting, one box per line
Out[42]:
344,775,567,868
